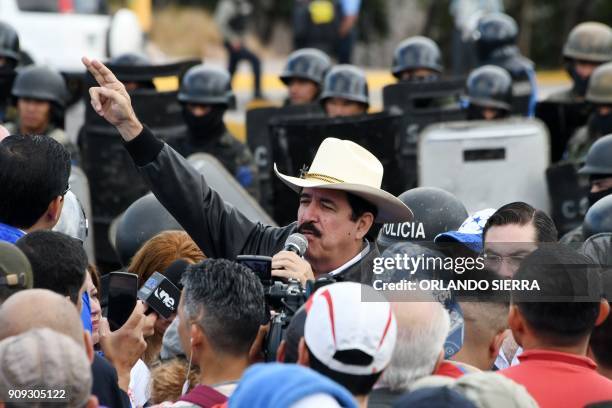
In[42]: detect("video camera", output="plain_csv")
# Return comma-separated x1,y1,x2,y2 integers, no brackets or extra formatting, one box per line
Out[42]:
236,233,338,361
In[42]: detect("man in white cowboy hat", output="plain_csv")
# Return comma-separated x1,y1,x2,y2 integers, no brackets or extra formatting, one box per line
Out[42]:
81,57,413,284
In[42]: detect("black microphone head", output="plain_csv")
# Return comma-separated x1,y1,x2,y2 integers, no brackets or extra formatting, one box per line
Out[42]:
285,233,308,256
163,259,190,290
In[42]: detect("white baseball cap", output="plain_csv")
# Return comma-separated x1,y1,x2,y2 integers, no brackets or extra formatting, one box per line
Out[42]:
304,282,397,376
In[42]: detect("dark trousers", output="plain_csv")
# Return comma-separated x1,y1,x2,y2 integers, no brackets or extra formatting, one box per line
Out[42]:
336,28,356,64
225,41,262,97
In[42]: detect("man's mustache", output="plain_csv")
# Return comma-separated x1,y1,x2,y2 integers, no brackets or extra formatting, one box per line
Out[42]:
298,221,322,238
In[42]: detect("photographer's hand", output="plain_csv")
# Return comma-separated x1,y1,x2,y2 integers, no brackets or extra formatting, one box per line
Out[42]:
271,251,315,285
82,56,143,141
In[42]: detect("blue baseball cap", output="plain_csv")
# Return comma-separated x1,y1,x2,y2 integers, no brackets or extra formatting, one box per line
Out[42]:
434,208,497,253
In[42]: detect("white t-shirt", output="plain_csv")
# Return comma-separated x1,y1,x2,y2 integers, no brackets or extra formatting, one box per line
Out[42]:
129,359,151,408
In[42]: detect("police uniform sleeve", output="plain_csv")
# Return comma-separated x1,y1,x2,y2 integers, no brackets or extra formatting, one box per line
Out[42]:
233,141,261,202
124,126,291,259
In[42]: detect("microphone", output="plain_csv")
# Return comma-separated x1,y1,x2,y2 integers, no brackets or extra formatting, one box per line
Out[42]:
284,233,308,256
137,259,189,319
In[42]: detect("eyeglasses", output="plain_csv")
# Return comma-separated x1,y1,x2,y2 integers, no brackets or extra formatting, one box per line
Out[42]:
481,252,527,269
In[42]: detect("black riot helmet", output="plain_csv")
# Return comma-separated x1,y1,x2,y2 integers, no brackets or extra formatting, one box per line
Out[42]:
0,21,20,68
391,36,443,79
583,194,612,239
578,134,612,176
11,65,67,108
108,52,155,90
585,62,612,105
109,52,151,66
178,65,235,107
473,13,518,61
563,22,612,63
376,187,468,252
320,64,369,107
466,65,513,111
114,193,183,267
280,48,332,86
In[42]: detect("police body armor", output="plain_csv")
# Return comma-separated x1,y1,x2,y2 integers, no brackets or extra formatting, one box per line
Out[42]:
383,78,466,189
80,60,199,267
419,118,551,213
269,111,404,225
246,104,324,216
293,0,342,54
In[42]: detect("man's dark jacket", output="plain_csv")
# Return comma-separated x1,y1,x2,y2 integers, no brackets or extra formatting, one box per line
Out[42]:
124,126,378,284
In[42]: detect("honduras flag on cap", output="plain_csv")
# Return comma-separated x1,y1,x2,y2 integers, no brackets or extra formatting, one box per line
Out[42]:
434,208,497,253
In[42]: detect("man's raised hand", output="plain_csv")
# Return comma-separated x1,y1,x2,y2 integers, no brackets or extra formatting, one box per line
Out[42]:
82,56,143,141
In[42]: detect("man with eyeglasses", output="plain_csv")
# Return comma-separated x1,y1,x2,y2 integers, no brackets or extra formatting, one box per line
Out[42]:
0,134,71,244
480,201,558,370
481,202,558,279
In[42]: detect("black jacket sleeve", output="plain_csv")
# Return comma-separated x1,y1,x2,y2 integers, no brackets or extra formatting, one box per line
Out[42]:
125,126,295,259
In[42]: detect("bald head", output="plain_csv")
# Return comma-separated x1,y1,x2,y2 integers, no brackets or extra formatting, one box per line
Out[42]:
380,300,450,391
0,289,84,348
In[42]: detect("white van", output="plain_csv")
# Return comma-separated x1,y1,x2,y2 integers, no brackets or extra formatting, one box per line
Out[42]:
0,0,143,74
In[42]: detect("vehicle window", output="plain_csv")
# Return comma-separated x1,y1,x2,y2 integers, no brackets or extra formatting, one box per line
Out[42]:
17,0,107,14
17,0,58,12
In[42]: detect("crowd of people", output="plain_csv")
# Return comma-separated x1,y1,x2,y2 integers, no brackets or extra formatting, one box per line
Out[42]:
1,3,612,408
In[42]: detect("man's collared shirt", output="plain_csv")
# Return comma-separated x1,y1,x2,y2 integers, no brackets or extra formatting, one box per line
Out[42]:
500,349,612,408
327,240,371,277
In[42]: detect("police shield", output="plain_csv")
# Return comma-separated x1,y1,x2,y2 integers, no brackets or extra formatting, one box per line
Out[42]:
383,78,467,189
68,165,95,261
188,153,276,226
80,60,197,266
419,118,551,213
246,104,323,215
536,100,591,163
269,111,403,225
382,77,465,112
546,162,590,236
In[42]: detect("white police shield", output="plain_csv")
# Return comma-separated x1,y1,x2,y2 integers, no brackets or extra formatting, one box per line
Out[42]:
419,118,550,213
54,166,95,262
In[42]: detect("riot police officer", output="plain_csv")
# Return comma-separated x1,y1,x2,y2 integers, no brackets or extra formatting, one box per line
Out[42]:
392,36,443,82
472,12,536,117
320,64,369,118
4,66,78,161
108,52,156,92
464,65,513,120
0,22,20,122
566,62,612,162
175,64,259,198
280,48,331,106
561,134,612,244
548,22,612,103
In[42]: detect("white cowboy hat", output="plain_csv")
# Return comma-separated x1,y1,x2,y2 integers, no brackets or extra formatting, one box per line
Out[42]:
274,137,414,223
